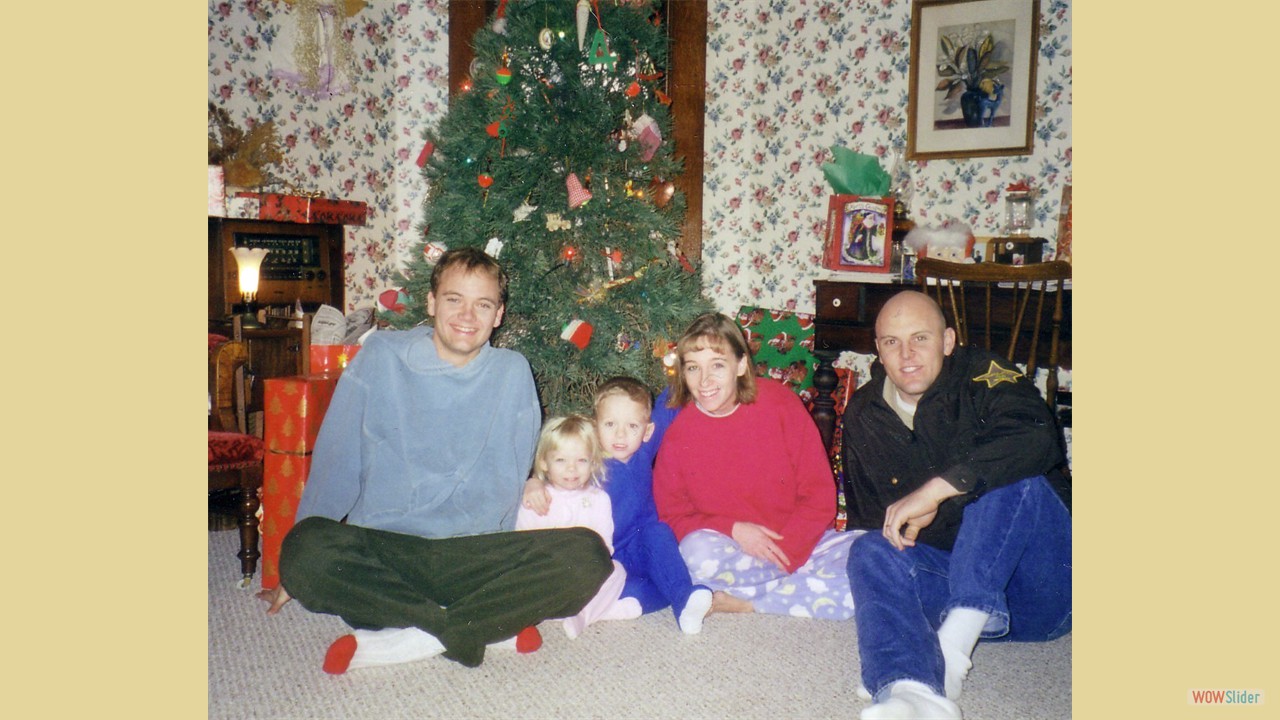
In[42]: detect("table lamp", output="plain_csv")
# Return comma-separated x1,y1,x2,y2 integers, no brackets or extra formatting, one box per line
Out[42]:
229,246,270,328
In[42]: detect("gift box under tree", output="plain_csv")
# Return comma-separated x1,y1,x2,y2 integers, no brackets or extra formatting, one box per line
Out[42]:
259,375,339,589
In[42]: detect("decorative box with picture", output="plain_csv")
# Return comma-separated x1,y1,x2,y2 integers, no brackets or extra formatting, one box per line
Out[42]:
822,194,896,273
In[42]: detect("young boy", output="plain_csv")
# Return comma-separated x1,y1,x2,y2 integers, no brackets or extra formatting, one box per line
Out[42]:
525,377,712,634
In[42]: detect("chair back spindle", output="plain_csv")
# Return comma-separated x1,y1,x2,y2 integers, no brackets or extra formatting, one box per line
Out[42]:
915,258,1071,411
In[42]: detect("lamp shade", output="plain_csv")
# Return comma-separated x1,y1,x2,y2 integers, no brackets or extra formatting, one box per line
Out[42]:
229,247,270,298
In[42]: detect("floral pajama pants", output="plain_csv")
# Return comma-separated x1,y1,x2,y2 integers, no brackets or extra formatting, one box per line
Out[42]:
678,528,865,620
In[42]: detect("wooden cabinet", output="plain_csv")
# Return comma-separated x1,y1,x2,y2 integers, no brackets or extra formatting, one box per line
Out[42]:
208,217,345,319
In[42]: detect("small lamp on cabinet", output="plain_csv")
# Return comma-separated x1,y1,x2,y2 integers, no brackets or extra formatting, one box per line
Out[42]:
229,246,270,328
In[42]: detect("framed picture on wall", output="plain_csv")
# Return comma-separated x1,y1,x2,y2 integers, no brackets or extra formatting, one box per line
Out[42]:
822,195,895,273
907,0,1040,160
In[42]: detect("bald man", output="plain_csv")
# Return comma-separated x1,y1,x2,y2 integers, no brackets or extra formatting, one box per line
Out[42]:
841,291,1071,720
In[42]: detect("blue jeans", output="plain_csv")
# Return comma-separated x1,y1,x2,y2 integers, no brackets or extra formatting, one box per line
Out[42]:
847,476,1072,698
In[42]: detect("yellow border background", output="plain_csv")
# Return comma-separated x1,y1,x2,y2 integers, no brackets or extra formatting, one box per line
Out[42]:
9,3,205,715
1074,4,1276,718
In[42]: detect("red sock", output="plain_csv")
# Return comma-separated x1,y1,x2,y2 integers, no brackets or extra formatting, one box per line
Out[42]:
322,634,358,674
515,626,542,653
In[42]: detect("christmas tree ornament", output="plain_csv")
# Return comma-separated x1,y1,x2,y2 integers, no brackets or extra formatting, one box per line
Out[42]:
513,198,537,222
576,0,591,50
655,88,672,105
492,0,509,34
485,237,505,258
575,263,652,304
423,241,447,264
588,29,619,70
603,246,622,279
561,319,594,350
615,332,633,352
668,239,696,273
566,173,592,209
377,288,409,314
495,50,512,85
633,113,662,161
416,141,434,168
625,80,641,97
485,120,506,138
545,213,571,231
649,177,675,208
477,173,494,189
539,27,555,51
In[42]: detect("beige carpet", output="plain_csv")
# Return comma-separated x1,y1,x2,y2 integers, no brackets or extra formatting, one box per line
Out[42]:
208,529,1070,719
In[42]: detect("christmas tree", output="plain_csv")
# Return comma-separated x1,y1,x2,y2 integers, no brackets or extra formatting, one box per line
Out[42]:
390,0,711,415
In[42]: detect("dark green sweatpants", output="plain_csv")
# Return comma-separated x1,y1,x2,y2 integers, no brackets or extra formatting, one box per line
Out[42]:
279,516,612,667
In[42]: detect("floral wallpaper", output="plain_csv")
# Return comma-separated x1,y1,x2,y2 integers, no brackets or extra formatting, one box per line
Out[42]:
208,0,1070,316
701,0,1071,315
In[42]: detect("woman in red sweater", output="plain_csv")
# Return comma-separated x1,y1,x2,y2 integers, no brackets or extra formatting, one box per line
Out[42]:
653,313,862,619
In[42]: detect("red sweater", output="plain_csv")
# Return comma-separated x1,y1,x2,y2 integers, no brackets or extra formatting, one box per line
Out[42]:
653,378,836,572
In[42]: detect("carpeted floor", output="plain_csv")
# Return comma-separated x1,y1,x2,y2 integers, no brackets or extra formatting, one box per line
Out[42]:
208,529,1070,719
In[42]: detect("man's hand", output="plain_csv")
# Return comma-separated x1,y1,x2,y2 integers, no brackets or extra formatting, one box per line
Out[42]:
256,585,293,615
731,521,790,572
883,477,963,551
522,476,551,515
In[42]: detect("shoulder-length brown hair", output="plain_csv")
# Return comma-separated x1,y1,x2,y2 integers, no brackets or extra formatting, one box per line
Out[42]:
666,312,758,408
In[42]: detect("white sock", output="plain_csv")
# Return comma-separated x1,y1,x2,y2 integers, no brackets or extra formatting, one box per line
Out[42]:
678,588,713,635
937,607,989,700
346,627,445,670
489,636,519,650
562,614,587,640
859,680,961,720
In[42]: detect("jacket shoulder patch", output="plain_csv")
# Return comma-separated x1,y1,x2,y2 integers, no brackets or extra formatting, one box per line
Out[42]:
972,359,1023,388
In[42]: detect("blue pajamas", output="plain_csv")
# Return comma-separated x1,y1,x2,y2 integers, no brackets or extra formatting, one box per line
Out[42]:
615,521,699,617
679,528,862,619
603,390,707,625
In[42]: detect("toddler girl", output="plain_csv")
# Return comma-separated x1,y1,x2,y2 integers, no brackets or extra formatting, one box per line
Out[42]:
517,415,641,638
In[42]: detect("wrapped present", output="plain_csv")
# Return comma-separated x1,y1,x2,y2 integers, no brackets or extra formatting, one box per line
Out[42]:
260,374,341,589
735,307,818,401
309,344,361,376
260,452,313,589
263,375,340,454
235,192,368,226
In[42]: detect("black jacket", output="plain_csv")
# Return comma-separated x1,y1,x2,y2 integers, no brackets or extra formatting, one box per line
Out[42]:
841,344,1069,551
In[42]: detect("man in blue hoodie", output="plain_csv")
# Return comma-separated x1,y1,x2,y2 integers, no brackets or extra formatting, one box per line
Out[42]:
261,248,611,671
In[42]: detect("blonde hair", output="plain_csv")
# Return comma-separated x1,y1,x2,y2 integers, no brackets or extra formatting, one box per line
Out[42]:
666,312,758,408
535,414,608,488
593,376,653,422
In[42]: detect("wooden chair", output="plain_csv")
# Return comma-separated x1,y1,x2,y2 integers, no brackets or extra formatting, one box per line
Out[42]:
209,315,264,586
914,258,1071,411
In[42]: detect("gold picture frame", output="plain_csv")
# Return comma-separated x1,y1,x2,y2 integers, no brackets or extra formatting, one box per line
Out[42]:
907,0,1040,160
